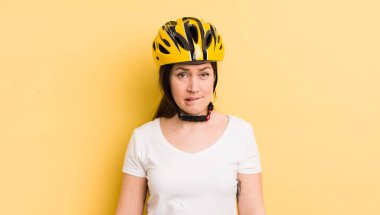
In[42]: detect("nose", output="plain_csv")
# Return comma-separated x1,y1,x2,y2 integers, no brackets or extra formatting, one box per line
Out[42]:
187,76,199,93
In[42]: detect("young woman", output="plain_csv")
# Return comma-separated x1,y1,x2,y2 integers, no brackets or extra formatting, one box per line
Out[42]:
115,17,266,215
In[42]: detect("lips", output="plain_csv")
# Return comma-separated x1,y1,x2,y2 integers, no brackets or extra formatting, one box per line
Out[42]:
185,97,200,101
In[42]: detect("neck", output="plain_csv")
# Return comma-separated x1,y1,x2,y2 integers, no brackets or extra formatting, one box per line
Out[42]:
176,102,214,122
174,111,214,128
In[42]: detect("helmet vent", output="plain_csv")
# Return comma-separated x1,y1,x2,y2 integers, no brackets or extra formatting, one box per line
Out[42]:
162,39,171,47
189,25,198,43
174,33,190,51
159,44,170,54
203,31,212,49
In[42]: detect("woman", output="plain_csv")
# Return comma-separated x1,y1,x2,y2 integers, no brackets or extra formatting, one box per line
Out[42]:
115,17,266,215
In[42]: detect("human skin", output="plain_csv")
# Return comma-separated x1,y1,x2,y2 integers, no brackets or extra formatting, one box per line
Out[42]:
169,62,214,116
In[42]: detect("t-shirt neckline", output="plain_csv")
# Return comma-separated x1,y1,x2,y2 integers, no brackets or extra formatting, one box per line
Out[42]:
156,115,233,157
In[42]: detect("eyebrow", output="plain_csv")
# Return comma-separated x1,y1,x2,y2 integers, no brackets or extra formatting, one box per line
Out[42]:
174,66,212,71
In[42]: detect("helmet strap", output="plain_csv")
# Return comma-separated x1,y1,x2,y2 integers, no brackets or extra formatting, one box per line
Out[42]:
177,102,214,122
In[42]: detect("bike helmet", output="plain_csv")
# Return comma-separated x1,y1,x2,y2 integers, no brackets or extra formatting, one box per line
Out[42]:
152,17,224,67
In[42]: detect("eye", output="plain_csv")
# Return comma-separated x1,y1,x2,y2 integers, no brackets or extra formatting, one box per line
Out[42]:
177,72,187,78
200,72,210,77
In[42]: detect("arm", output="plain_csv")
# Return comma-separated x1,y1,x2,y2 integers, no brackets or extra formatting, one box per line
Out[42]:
115,173,148,215
237,172,266,215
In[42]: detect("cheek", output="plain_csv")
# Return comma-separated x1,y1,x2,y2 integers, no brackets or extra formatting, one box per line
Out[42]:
202,80,214,94
169,79,184,98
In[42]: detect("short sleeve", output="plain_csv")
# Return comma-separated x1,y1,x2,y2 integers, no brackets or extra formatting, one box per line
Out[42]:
122,129,147,177
237,123,262,174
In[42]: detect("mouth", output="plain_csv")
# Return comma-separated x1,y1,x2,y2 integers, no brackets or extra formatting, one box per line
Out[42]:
185,97,200,102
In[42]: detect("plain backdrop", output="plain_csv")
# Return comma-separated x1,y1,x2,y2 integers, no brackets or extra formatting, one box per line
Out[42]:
1,0,379,214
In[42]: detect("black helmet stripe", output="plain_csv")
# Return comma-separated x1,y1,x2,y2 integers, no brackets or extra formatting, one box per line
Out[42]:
195,19,207,60
210,25,217,51
173,32,190,51
183,17,207,60
163,24,182,52
183,18,196,60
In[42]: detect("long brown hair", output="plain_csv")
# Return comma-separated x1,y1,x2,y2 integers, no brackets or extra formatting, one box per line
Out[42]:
153,61,218,119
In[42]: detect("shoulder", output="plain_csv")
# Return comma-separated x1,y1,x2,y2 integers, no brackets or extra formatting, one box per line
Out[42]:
133,118,159,138
226,115,259,152
136,118,158,130
225,114,257,144
128,118,161,153
227,114,254,131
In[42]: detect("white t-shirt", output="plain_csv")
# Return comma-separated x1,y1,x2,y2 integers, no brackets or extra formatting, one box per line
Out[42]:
122,115,262,215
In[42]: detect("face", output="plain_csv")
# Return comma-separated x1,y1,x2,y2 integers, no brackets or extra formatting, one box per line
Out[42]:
170,62,214,116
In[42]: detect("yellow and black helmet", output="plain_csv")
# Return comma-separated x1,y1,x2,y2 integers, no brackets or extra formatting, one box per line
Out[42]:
152,17,224,67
